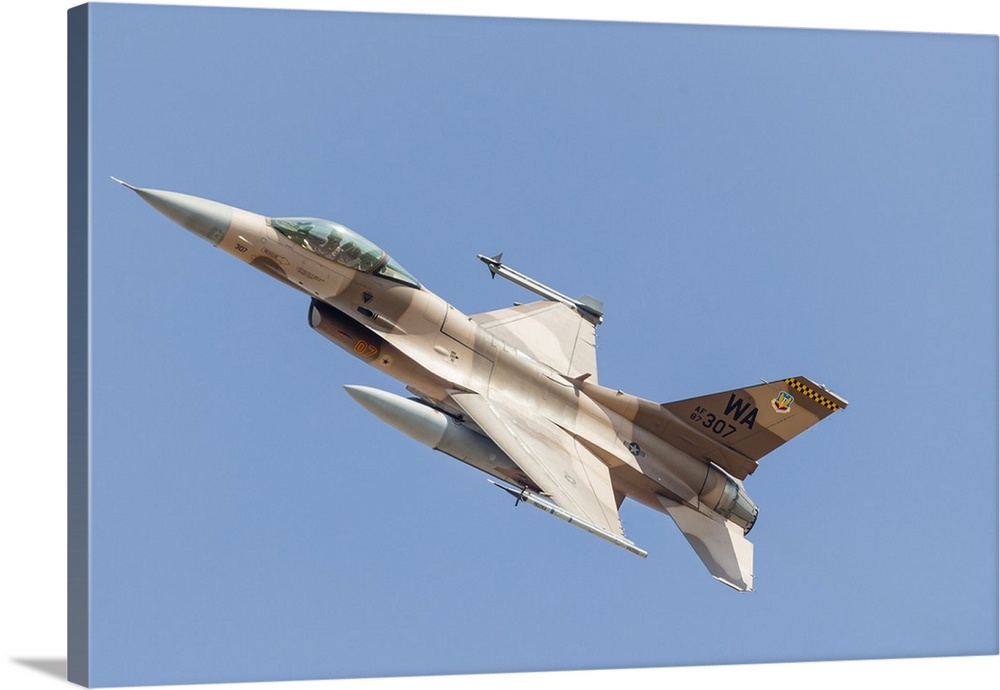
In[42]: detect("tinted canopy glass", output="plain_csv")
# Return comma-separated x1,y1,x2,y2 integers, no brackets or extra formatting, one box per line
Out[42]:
269,217,419,287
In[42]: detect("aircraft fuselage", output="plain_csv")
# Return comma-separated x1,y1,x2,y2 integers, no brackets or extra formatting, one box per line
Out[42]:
118,181,803,589
196,197,748,526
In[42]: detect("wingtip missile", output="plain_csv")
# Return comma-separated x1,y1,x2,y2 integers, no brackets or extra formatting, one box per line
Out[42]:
476,253,604,324
476,253,503,279
488,480,648,558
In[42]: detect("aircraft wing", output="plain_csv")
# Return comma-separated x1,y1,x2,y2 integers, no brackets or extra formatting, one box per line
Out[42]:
449,391,625,540
470,301,598,383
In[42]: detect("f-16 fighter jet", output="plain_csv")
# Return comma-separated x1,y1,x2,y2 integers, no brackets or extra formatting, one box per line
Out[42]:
115,179,847,591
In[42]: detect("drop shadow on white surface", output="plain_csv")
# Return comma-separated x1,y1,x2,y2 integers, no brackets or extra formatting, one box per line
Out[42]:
12,658,67,682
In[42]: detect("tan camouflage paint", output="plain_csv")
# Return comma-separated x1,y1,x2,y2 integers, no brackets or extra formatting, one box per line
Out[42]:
121,182,848,591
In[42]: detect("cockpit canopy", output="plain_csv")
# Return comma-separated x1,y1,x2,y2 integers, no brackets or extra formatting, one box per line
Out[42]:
268,217,419,287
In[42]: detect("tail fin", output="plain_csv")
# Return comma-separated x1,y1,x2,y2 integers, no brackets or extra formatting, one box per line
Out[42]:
658,496,754,592
660,376,848,479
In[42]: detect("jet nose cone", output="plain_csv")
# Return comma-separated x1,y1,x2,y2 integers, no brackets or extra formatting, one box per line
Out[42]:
113,178,234,245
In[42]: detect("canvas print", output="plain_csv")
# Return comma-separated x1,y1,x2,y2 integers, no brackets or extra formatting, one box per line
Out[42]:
69,3,998,687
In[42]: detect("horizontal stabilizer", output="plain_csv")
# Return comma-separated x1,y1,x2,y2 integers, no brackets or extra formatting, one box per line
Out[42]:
658,496,754,592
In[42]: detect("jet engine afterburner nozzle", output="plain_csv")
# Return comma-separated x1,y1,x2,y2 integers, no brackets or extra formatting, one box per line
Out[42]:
700,469,759,535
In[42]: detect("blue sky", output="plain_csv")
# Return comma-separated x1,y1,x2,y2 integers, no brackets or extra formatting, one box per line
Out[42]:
3,2,998,690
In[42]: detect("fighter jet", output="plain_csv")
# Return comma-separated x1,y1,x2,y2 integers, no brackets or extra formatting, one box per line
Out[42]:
114,179,847,591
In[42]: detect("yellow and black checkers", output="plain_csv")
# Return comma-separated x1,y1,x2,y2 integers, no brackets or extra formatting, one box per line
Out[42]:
783,377,846,413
